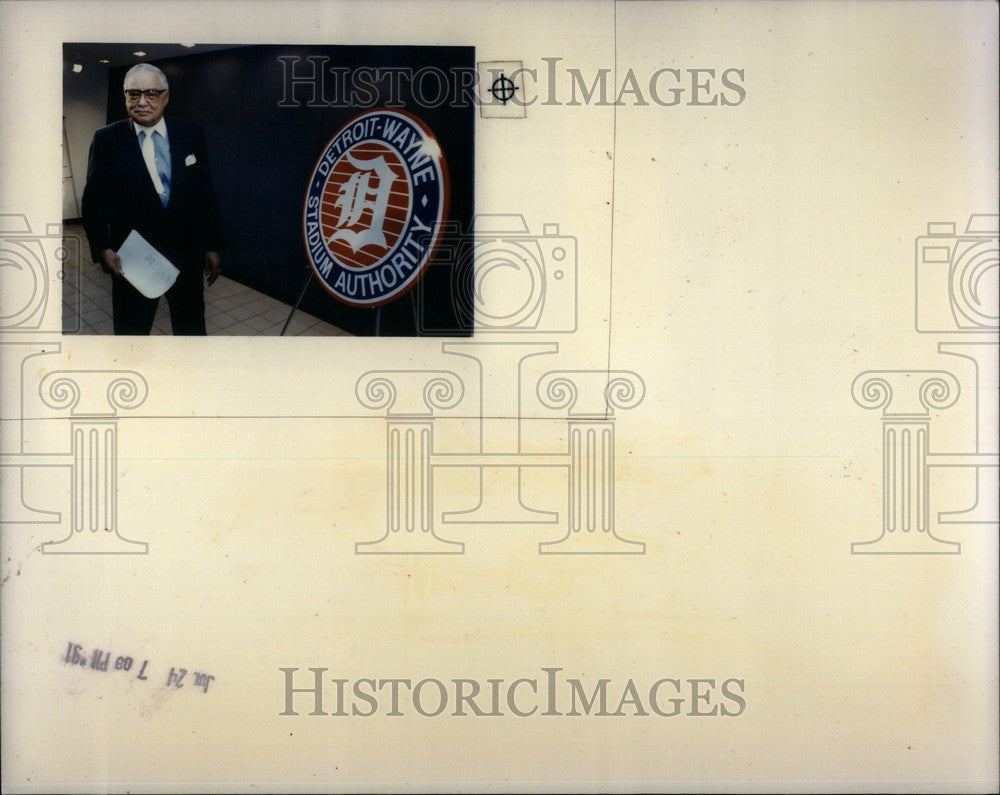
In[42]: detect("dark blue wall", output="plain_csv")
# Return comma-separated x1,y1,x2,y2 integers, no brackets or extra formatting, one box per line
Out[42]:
106,45,475,336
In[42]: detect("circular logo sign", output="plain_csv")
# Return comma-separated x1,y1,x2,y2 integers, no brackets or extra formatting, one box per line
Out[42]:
303,109,449,307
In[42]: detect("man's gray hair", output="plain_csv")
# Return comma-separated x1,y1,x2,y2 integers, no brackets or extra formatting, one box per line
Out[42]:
123,63,169,90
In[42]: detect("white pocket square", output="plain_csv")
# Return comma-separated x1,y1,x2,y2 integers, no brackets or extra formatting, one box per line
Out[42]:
185,154,197,166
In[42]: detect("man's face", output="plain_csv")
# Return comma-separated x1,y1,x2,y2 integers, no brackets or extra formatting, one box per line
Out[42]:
124,72,169,127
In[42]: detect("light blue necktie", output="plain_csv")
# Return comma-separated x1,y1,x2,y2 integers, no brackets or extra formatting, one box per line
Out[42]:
140,129,171,206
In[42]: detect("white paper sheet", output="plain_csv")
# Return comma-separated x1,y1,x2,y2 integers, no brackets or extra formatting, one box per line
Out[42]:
116,228,179,298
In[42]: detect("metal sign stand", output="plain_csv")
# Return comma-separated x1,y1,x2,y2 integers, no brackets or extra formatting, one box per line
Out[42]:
280,270,313,336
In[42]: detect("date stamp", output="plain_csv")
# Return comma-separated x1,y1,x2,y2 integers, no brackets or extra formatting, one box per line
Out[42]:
63,642,216,693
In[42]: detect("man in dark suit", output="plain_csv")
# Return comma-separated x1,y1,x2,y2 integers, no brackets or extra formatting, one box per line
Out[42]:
82,63,224,335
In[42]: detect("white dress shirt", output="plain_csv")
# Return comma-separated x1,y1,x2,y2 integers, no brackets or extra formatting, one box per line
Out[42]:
134,118,169,198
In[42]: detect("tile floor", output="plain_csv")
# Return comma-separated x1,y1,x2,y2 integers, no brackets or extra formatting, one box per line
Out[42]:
61,223,350,336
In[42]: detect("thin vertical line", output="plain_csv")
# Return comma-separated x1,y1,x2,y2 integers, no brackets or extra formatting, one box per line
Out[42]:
571,427,580,532
421,426,430,532
881,425,888,534
108,427,116,534
917,427,926,532
887,427,896,532
971,357,981,452
389,427,399,532
104,427,112,532
74,427,83,532
901,428,911,531
587,428,597,530
405,427,415,532
605,0,619,418
89,427,98,531
601,427,610,531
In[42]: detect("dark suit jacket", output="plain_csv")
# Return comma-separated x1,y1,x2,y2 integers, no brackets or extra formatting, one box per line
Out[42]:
81,117,224,271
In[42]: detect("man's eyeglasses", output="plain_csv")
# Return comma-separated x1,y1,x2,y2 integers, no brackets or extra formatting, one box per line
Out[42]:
125,89,168,100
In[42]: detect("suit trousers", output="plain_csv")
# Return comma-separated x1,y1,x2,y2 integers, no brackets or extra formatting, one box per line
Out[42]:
111,261,206,335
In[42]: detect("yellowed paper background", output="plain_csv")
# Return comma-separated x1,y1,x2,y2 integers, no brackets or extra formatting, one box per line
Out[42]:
1,1,997,791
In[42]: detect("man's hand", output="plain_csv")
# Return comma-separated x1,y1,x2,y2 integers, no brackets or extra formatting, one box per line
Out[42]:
205,251,221,286
100,248,123,277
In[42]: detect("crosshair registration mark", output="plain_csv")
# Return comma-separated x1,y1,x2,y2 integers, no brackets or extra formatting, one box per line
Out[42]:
489,73,517,105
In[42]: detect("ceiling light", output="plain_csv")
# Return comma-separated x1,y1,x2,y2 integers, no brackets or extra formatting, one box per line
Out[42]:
72,63,83,73
180,43,196,48
98,58,110,64
132,50,146,57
